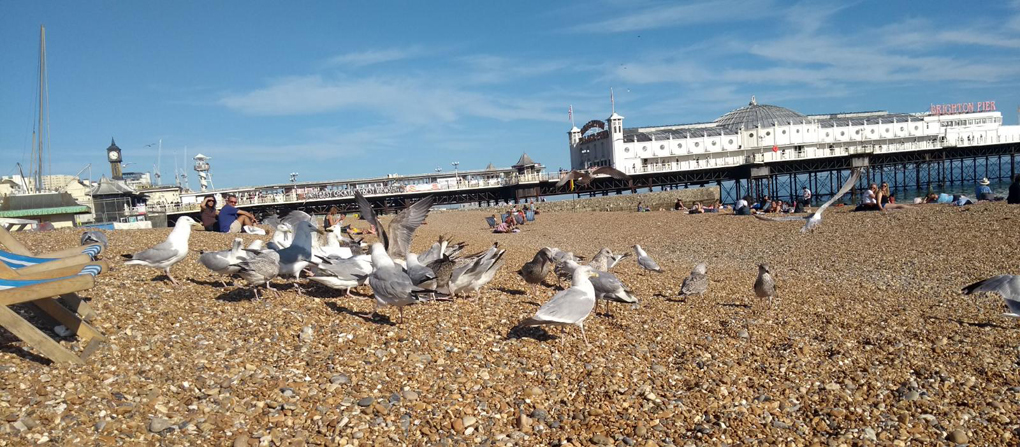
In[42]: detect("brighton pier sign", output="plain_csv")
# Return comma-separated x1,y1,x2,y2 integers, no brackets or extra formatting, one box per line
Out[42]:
930,101,996,115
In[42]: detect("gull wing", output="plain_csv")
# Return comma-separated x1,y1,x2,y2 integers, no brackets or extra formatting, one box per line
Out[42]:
590,166,631,181
555,170,592,187
532,287,595,325
386,195,435,260
754,214,808,222
962,275,1020,315
815,168,863,215
355,190,389,251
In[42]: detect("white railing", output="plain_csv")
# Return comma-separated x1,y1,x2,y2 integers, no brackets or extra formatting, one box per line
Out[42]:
623,131,1020,176
151,172,553,214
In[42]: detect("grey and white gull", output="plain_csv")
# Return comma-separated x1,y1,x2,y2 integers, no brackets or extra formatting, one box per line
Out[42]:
515,265,600,345
121,216,196,284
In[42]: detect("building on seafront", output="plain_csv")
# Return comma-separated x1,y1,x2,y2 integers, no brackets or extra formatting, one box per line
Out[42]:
568,96,1020,174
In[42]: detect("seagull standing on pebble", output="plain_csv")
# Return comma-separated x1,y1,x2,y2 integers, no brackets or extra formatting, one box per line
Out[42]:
516,265,600,345
632,245,663,273
754,263,777,307
679,263,709,298
121,216,196,285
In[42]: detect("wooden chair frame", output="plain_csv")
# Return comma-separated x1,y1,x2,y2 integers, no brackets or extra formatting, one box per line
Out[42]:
0,226,103,260
0,267,105,364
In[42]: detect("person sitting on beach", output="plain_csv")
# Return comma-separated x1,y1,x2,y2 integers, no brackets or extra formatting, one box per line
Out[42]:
735,196,751,215
673,198,687,211
199,195,219,231
636,201,645,212
218,194,258,233
325,206,343,229
759,195,773,213
854,184,882,212
688,202,705,214
975,178,994,201
878,183,893,207
779,200,795,213
1009,175,1020,204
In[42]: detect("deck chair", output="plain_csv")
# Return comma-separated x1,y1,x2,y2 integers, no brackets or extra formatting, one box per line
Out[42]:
0,264,105,364
485,216,497,228
0,226,103,261
500,213,508,223
0,249,99,276
526,210,535,222
514,214,525,225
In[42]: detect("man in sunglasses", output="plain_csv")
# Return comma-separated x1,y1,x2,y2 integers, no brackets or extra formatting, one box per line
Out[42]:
217,194,258,233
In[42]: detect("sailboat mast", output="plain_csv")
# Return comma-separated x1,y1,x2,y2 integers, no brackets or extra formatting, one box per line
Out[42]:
36,25,47,192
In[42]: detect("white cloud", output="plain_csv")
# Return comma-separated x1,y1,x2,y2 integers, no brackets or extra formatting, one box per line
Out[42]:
570,0,775,33
325,46,426,68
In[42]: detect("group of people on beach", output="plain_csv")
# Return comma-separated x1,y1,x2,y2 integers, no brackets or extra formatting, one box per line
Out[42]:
199,194,259,233
492,202,538,233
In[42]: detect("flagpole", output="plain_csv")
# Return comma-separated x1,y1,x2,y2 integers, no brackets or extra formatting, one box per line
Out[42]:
611,88,615,114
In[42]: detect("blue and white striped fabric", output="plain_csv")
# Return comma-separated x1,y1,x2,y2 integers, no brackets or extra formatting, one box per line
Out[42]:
0,250,56,268
81,244,102,259
0,264,101,290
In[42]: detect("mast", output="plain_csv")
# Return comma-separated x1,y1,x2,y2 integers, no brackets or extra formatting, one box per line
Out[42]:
31,26,48,192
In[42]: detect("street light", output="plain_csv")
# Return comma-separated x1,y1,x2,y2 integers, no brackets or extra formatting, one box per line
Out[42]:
451,161,460,185
289,172,299,183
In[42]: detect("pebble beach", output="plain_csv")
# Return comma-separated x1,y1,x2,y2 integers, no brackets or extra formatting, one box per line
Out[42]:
2,202,1020,446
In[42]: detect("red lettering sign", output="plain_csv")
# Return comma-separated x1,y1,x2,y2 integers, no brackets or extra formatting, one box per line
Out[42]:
930,101,996,115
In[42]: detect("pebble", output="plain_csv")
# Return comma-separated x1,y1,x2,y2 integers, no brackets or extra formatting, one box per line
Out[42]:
357,397,374,407
947,429,968,444
737,329,749,339
402,390,419,401
148,417,172,433
233,435,250,447
330,374,350,385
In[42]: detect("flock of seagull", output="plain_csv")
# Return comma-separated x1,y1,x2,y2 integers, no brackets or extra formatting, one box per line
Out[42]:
116,176,1020,343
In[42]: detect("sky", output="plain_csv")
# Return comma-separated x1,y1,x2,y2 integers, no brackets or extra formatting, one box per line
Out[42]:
2,1,1019,190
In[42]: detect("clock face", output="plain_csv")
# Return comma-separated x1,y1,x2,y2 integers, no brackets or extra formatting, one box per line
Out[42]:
109,151,119,161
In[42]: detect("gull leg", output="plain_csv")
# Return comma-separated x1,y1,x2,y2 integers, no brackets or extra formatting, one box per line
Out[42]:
345,287,351,297
399,307,405,325
166,268,178,285
252,287,261,301
220,279,229,288
579,324,590,346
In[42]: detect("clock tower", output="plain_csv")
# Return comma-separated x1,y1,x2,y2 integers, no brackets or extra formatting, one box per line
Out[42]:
107,138,123,180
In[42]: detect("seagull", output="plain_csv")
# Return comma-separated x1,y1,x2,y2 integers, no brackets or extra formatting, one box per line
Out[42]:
276,220,325,292
405,253,438,288
355,191,434,263
365,243,428,324
960,275,1020,318
556,166,632,190
267,224,294,251
679,263,709,298
519,248,555,294
198,237,249,286
418,235,467,266
80,231,108,251
313,230,354,260
236,249,281,301
589,247,628,272
633,245,663,273
447,243,505,298
754,263,777,307
754,168,863,233
515,265,600,345
121,216,196,284
562,260,637,316
308,254,372,296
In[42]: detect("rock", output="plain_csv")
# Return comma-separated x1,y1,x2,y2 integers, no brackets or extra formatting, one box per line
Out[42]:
523,386,543,398
94,420,107,433
330,374,350,385
148,417,172,433
299,326,313,342
357,397,374,407
947,429,968,444
862,427,877,442
591,434,612,445
233,434,250,447
531,408,549,421
19,417,38,429
452,417,465,434
463,415,477,427
402,390,419,401
737,329,749,339
903,390,919,401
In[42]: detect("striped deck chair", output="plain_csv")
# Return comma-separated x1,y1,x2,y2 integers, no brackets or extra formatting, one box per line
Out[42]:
0,248,101,276
0,264,106,364
514,214,525,225
0,226,103,262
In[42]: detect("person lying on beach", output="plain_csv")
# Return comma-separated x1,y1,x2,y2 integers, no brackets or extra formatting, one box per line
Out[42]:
688,202,705,214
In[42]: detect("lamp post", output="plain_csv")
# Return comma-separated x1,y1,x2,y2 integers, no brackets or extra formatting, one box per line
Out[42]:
289,172,299,183
451,161,460,186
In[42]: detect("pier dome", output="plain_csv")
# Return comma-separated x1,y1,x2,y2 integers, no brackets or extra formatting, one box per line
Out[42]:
714,96,804,129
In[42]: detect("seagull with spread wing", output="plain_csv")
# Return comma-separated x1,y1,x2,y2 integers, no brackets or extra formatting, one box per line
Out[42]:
355,191,435,264
961,275,1020,319
556,166,633,190
754,168,863,233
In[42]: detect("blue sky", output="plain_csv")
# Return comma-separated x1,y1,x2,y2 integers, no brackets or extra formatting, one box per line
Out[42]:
2,1,1019,189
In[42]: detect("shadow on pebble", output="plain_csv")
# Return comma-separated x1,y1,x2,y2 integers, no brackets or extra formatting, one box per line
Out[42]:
505,326,557,342
495,287,527,296
324,302,396,326
214,288,257,303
